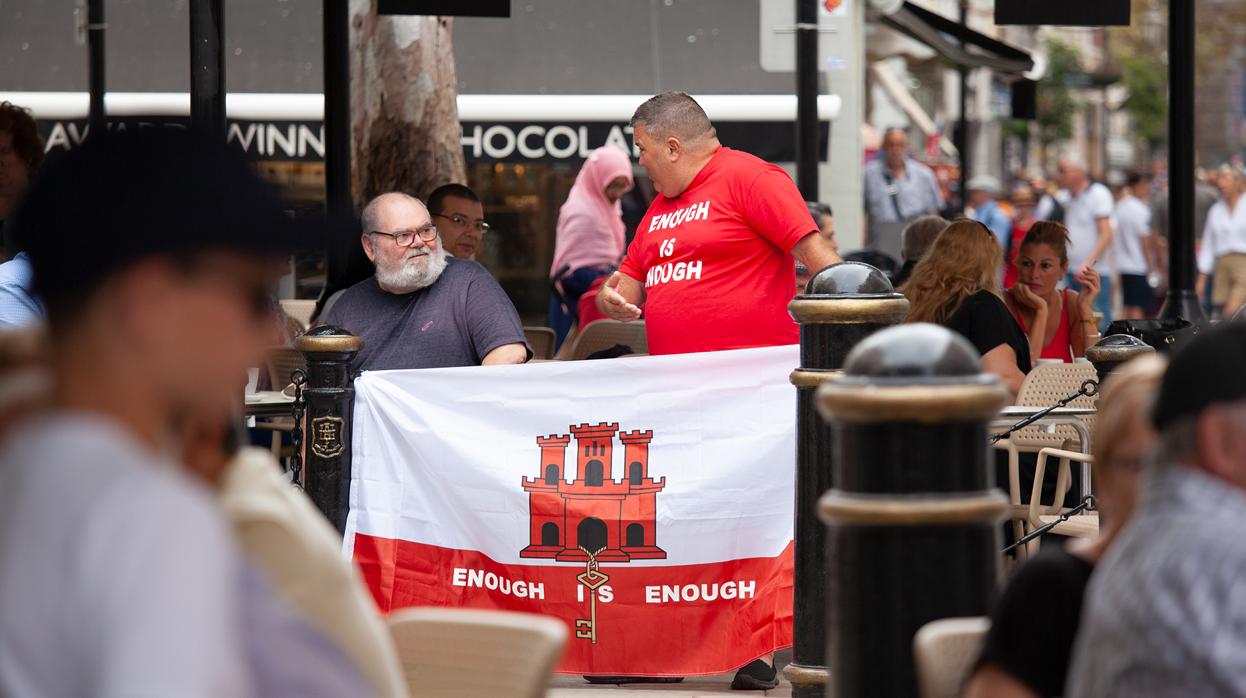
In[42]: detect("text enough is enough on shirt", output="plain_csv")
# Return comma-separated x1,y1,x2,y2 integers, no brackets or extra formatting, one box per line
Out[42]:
619,148,817,355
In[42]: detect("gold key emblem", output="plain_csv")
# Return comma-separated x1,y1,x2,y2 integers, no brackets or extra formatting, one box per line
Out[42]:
575,547,609,643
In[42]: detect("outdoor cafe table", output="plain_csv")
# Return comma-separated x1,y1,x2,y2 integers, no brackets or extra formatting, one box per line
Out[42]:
991,406,1097,501
244,390,295,419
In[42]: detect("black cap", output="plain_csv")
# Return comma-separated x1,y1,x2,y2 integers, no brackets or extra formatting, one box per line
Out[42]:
1153,323,1246,429
13,126,318,317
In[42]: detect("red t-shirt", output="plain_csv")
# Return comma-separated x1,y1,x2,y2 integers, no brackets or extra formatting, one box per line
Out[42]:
619,147,817,355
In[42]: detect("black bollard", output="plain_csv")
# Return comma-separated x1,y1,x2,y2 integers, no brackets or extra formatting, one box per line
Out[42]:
295,324,363,533
783,263,910,697
1085,333,1155,384
816,323,1009,697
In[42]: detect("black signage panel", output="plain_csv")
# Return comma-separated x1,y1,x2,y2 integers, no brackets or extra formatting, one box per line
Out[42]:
378,0,509,17
36,117,831,165
995,0,1130,27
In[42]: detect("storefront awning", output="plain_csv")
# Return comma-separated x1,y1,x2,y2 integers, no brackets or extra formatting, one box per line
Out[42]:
875,2,1034,78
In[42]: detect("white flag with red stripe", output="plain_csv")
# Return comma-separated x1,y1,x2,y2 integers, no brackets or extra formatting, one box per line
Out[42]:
346,345,798,676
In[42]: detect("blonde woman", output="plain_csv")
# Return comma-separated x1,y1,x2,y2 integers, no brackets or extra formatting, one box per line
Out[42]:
965,355,1167,698
900,219,1031,395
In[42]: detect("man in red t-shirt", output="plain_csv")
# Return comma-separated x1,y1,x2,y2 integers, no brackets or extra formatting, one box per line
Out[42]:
594,92,841,690
597,92,841,357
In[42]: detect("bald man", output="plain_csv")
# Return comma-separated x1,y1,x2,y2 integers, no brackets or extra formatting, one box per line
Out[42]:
321,192,529,372
597,91,842,358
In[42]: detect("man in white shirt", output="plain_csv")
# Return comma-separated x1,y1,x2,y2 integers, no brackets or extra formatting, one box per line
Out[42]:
1055,155,1115,326
1197,165,1246,318
1114,172,1155,319
0,128,371,696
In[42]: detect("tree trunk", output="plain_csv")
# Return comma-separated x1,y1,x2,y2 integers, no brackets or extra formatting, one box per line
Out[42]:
349,2,465,209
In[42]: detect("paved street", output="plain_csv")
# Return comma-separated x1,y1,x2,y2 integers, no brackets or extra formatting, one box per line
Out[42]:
549,651,794,696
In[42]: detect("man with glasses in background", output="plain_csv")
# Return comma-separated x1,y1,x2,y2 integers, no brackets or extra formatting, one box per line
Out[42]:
321,192,529,372
426,183,490,262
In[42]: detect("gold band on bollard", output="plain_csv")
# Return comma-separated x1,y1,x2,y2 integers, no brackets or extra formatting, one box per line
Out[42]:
818,490,1010,526
816,382,1008,424
295,334,364,353
781,663,829,687
789,368,842,389
787,297,911,325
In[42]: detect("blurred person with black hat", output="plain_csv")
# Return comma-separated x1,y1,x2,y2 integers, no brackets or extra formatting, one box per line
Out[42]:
0,127,373,697
1068,322,1246,698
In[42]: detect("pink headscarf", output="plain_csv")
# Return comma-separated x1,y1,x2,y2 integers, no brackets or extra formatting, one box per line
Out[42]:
550,145,634,277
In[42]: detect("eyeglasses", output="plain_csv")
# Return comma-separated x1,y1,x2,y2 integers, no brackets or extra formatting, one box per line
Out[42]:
432,212,491,234
369,225,438,247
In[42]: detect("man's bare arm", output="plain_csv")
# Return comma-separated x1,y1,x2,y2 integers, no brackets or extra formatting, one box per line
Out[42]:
1082,217,1115,273
792,232,844,276
482,343,529,365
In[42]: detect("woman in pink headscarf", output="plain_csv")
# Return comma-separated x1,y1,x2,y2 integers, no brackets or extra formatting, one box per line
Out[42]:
548,145,634,347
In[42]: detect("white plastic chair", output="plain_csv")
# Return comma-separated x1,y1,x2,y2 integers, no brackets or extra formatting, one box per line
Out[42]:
913,617,991,698
993,362,1097,554
1024,447,1100,556
387,608,566,698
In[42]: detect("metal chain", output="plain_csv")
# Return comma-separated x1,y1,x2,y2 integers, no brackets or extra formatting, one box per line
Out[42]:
990,379,1099,444
289,368,307,490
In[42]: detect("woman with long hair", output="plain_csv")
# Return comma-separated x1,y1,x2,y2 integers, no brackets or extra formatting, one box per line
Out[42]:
1004,221,1101,364
900,219,1031,395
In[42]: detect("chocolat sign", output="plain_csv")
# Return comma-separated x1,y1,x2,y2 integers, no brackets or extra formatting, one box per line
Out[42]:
36,118,827,164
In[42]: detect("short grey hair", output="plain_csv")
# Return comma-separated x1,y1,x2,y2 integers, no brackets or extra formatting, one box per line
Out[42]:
901,215,949,262
630,92,716,143
361,192,424,234
1059,152,1089,172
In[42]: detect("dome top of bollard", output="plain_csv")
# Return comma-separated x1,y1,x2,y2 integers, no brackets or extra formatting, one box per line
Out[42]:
294,324,363,353
1085,333,1155,363
804,261,899,297
843,323,982,379
817,323,1009,423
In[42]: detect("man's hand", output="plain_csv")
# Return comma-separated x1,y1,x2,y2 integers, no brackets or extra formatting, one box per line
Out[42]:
596,272,643,322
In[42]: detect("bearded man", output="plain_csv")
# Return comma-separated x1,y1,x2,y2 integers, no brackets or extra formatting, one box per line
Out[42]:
321,192,529,372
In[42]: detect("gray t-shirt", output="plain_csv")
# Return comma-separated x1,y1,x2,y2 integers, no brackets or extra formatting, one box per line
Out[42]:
322,257,529,372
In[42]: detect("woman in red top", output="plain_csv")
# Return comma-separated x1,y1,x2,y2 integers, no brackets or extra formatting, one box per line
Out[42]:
1004,222,1102,363
1002,187,1037,289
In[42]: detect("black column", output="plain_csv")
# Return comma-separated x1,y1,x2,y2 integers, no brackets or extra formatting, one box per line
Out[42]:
296,325,363,533
324,0,351,217
784,263,910,697
87,0,106,137
189,0,225,138
795,0,819,200
1085,334,1156,384
1159,0,1203,324
817,323,1008,697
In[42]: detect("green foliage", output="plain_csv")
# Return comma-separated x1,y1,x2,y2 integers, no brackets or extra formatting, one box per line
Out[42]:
1036,39,1082,149
1118,53,1167,150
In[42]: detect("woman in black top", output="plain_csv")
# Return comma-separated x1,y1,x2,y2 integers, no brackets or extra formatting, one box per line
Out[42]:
899,219,1031,395
964,355,1165,698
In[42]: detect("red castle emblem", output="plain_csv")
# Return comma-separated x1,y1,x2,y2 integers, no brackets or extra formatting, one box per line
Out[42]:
520,422,667,563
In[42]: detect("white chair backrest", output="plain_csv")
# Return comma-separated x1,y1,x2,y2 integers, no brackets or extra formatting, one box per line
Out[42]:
265,347,306,391
913,616,991,698
388,608,566,698
570,320,648,360
523,326,557,361
1010,362,1098,450
279,299,317,328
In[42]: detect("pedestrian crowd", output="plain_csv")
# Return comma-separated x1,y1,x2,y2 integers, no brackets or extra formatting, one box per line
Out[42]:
0,92,1244,698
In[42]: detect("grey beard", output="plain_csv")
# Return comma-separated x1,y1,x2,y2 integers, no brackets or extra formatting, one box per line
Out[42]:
375,243,449,293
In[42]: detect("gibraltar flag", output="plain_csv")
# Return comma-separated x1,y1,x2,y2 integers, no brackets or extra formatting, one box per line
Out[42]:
346,345,798,676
